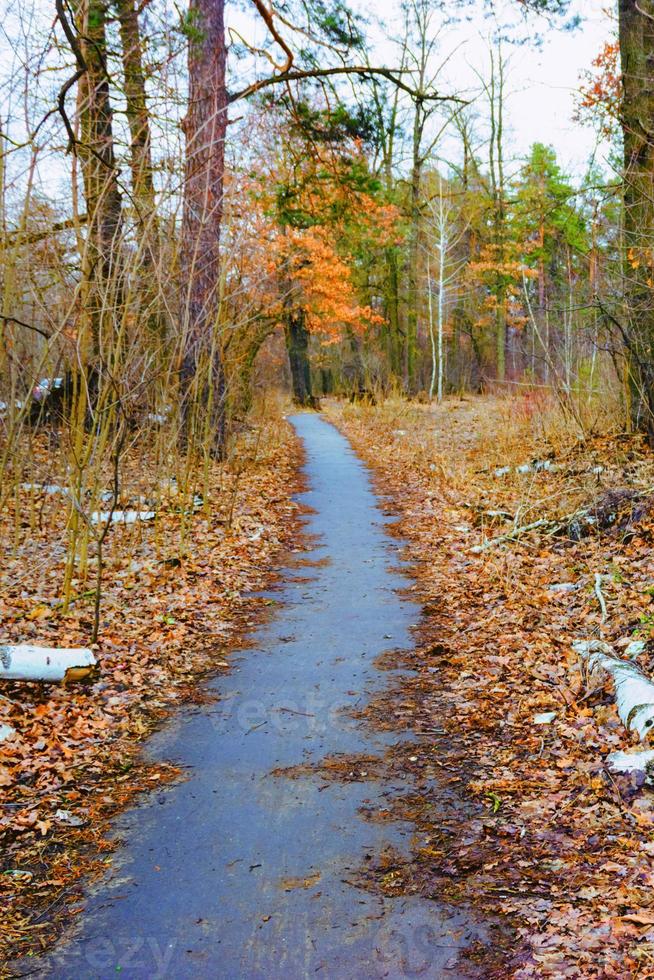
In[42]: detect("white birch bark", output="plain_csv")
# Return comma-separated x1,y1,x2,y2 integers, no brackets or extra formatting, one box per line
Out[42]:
0,645,96,682
574,639,654,740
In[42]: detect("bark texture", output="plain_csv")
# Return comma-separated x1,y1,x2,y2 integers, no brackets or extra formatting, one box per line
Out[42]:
180,0,228,454
74,0,124,353
620,0,654,440
284,308,316,407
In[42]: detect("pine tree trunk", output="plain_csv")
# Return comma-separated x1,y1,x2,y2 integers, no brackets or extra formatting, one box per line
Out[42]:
619,0,654,443
180,0,228,455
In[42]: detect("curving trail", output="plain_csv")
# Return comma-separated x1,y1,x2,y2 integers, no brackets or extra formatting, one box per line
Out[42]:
42,414,482,979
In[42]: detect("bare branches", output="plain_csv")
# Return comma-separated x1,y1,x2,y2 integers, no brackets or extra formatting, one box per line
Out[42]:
250,0,294,74
230,65,467,105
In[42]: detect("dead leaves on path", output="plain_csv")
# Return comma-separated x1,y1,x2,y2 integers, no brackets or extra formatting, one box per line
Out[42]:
331,397,654,978
0,420,302,962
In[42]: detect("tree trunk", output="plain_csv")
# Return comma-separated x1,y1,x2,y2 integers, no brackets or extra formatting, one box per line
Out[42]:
384,247,403,379
619,0,654,442
114,0,165,338
74,0,124,355
180,0,228,455
114,0,155,213
284,308,316,407
437,234,445,403
427,254,436,400
406,99,424,394
488,41,507,384
347,328,366,395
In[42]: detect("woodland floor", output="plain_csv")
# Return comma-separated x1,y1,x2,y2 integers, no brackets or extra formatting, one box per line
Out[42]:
327,394,654,978
4,395,654,977
0,412,303,969
19,412,489,979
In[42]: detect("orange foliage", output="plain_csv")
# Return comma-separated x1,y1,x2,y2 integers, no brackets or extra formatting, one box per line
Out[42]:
468,245,538,332
576,40,621,137
281,227,382,342
223,111,399,346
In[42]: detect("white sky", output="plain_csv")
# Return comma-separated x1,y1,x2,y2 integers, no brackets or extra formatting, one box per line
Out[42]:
469,0,613,175
410,0,612,177
344,0,615,178
0,0,615,211
228,0,615,178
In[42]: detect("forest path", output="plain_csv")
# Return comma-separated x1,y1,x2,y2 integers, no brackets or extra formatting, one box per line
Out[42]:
40,414,482,979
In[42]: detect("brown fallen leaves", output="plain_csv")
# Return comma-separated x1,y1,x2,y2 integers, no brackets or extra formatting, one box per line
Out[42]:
329,395,654,979
0,414,302,964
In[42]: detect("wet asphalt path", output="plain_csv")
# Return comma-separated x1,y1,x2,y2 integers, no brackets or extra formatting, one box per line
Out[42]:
38,413,482,979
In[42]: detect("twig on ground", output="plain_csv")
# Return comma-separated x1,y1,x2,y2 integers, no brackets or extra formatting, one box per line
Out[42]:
594,573,609,624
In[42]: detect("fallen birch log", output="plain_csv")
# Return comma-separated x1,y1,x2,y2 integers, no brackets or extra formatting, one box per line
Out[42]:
0,723,16,742
470,518,553,553
90,509,155,525
606,749,654,774
0,645,96,683
574,639,654,740
21,483,71,497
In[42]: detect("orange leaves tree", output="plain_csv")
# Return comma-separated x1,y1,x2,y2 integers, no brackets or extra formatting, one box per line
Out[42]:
466,247,536,375
576,40,621,140
239,100,397,405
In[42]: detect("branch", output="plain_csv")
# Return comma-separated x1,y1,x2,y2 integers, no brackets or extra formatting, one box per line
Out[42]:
0,314,51,341
2,214,88,245
250,0,294,73
470,518,553,552
635,1,654,23
55,0,88,152
229,65,468,105
56,0,87,70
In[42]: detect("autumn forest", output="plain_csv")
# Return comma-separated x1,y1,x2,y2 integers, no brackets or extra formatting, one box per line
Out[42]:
3,0,654,976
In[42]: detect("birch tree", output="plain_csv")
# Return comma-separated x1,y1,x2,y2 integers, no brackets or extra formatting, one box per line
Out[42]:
424,174,468,401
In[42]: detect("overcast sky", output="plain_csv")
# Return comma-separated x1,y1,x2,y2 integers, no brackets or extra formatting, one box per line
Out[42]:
0,0,616,209
337,0,615,179
227,0,615,179
454,0,614,176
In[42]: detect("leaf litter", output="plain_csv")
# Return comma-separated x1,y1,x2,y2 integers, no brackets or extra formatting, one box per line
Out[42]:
0,417,303,967
327,395,654,978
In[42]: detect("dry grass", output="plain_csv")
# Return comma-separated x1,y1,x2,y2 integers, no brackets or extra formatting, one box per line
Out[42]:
336,392,654,542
